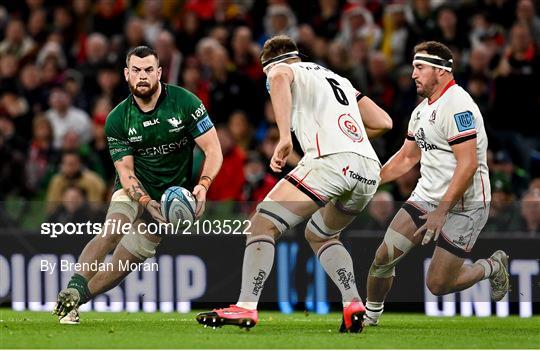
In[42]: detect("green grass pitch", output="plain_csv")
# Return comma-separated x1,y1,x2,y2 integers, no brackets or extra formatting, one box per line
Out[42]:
1,309,538,349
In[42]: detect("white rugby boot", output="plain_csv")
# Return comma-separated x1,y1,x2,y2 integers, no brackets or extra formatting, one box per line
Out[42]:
59,308,80,325
489,250,510,301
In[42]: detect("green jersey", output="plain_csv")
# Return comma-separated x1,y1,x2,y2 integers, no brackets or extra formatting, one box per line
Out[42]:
105,83,214,200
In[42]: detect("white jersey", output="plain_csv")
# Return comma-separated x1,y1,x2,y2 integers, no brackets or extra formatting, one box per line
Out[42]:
407,81,491,210
281,62,379,164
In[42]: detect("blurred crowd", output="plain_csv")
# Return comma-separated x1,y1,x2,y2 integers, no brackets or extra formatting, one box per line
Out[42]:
0,0,538,235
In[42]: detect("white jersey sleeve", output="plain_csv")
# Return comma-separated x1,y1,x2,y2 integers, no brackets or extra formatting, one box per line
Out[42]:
439,102,478,146
406,104,423,141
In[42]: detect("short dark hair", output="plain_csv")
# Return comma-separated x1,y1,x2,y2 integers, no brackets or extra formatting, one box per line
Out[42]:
125,46,159,67
62,150,81,161
260,35,299,63
414,41,453,62
63,185,88,199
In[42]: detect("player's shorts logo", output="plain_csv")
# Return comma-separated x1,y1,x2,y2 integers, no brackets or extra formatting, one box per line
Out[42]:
341,165,377,185
338,113,363,142
453,234,467,246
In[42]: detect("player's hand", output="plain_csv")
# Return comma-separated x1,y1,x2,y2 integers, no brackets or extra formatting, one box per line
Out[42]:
413,209,448,245
145,199,167,223
192,184,206,219
270,138,293,172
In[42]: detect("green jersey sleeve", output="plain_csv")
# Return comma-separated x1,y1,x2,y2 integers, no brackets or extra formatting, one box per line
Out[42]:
105,105,133,162
182,90,214,139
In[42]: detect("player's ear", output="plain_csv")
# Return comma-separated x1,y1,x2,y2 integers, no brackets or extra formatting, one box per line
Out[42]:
124,67,129,82
438,68,447,78
157,66,162,80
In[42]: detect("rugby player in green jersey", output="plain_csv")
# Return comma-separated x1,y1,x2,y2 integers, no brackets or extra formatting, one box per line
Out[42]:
52,46,222,324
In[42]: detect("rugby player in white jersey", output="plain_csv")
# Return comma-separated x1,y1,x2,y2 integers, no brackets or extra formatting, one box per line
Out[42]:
364,41,510,326
197,35,392,333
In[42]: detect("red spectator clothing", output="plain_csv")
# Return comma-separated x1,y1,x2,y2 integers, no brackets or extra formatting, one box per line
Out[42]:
185,0,215,21
243,174,277,203
240,174,278,215
193,81,211,112
206,146,246,201
235,55,265,81
26,142,53,186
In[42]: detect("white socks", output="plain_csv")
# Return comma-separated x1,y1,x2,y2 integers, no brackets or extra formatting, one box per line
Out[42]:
366,300,384,322
317,241,360,306
476,258,501,279
236,237,275,311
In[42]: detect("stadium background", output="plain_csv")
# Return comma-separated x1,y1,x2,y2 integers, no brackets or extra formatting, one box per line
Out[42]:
0,0,538,318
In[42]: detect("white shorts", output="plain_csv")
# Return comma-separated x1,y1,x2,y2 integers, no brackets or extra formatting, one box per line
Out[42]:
404,192,490,257
284,152,381,214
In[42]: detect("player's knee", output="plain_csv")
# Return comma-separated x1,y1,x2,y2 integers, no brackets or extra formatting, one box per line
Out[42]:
119,231,160,260
91,218,126,249
373,243,390,266
426,277,451,296
304,228,327,253
369,227,414,279
305,209,341,242
107,190,141,225
245,229,276,249
247,215,281,242
304,227,324,243
254,200,304,238
101,212,132,238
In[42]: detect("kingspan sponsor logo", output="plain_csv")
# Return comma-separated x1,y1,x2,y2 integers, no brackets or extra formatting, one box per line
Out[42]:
415,128,437,151
252,270,267,296
336,268,355,290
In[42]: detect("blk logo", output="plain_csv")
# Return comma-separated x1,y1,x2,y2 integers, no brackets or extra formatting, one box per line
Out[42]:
143,118,160,127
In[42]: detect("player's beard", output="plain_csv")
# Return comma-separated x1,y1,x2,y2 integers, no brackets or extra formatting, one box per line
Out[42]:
129,80,159,101
415,75,438,99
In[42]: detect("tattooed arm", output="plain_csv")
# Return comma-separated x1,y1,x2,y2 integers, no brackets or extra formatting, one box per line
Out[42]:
114,155,166,223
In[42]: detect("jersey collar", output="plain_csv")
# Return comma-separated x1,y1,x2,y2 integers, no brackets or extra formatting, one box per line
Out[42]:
131,82,168,114
428,79,456,105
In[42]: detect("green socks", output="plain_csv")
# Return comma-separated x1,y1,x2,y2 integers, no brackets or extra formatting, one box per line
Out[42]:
67,273,92,304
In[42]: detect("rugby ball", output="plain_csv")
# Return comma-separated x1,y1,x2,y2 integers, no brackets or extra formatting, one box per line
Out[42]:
160,186,197,225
